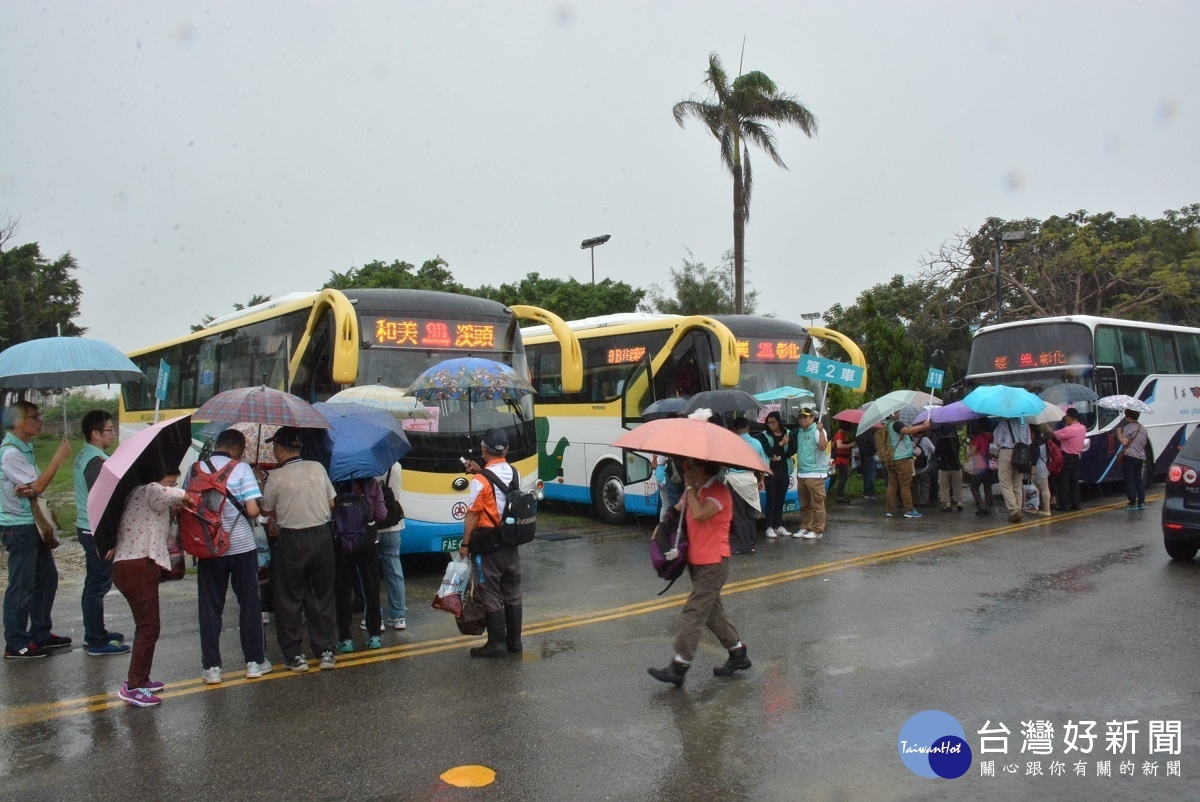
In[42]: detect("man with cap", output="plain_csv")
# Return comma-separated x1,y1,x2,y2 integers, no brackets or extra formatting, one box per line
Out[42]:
793,406,829,538
458,428,523,658
259,426,339,672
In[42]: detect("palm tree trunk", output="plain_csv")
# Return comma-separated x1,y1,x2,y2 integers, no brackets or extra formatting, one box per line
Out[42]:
732,164,746,314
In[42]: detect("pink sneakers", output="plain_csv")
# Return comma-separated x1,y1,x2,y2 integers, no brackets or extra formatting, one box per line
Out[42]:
118,681,162,707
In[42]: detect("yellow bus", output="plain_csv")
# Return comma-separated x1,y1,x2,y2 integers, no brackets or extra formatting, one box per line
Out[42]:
119,288,581,554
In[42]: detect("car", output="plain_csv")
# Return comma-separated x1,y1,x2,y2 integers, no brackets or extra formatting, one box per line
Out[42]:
1162,434,1200,561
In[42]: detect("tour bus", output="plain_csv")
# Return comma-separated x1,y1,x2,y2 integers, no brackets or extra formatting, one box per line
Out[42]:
523,312,866,523
965,314,1200,483
119,288,582,554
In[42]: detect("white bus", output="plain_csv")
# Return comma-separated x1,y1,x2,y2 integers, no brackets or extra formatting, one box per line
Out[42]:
965,314,1200,482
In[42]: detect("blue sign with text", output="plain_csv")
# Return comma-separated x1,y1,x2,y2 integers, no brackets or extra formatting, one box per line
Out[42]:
926,367,945,390
155,360,171,402
797,355,865,390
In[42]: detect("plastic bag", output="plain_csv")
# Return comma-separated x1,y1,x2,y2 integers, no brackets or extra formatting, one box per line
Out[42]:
432,554,470,615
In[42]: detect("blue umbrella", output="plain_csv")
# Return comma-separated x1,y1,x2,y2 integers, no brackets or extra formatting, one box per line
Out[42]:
752,385,816,402
313,402,411,482
961,385,1047,418
0,336,143,389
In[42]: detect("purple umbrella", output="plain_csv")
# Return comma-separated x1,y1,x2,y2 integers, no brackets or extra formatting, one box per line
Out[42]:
930,401,984,425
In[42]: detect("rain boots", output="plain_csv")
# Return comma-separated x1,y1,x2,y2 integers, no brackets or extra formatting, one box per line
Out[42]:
648,660,690,687
504,605,523,654
470,611,508,658
713,644,752,677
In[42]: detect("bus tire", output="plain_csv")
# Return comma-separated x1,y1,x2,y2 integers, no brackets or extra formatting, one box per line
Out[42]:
1164,537,1198,562
592,462,627,525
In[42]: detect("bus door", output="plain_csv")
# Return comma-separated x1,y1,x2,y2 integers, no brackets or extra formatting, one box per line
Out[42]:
1094,366,1120,429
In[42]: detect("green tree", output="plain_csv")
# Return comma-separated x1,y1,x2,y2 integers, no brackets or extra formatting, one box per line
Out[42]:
643,250,759,314
673,51,817,314
0,217,84,349
324,257,463,293
475,273,644,320
192,293,273,332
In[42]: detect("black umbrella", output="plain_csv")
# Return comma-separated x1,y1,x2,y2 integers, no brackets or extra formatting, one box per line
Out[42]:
680,389,763,418
643,397,691,421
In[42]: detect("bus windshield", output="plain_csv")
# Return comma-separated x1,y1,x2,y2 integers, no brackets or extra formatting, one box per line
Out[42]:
966,322,1094,384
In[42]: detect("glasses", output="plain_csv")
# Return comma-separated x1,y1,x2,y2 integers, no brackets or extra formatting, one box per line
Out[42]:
101,428,116,434
26,413,42,421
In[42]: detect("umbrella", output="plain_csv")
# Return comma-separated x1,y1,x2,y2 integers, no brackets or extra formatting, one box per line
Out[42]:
681,389,763,418
613,418,769,472
832,408,863,424
408,357,534,401
1039,383,1099,406
194,421,282,465
752,386,815,402
961,385,1047,419
930,401,984,425
0,336,145,429
856,390,942,435
327,385,432,419
193,386,330,429
1097,395,1154,414
898,405,939,426
88,415,194,556
1028,403,1067,425
312,402,412,481
643,397,691,421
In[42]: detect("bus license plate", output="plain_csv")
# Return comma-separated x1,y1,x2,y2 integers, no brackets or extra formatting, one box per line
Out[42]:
441,537,463,552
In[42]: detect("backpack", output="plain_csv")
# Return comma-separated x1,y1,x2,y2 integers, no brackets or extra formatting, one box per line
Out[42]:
649,504,688,595
1045,437,1064,476
875,425,896,465
378,467,405,529
1007,421,1033,474
479,468,537,546
332,481,377,554
179,459,246,559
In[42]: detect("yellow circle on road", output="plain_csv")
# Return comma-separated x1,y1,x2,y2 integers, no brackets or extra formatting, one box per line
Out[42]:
441,765,496,787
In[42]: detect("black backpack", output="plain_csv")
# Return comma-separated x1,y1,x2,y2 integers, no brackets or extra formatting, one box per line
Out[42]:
479,468,537,546
332,481,377,553
1007,421,1033,473
378,467,405,529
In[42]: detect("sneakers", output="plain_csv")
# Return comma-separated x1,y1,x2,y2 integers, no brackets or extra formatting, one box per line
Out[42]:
287,654,309,672
774,526,792,537
144,679,165,692
335,639,355,654
386,618,407,631
102,630,126,642
801,530,823,540
903,510,922,519
36,634,72,650
246,660,273,679
261,612,271,625
712,645,752,677
318,651,335,670
359,620,384,633
764,528,779,539
118,681,162,707
4,644,48,659
1036,510,1052,517
1137,502,1147,511
86,640,131,656
367,636,382,650
885,512,894,518
201,666,223,685
1008,511,1023,522
1123,503,1139,511
792,528,808,538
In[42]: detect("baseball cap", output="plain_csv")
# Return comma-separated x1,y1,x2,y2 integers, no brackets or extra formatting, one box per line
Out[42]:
266,426,304,448
481,427,509,454
798,407,815,417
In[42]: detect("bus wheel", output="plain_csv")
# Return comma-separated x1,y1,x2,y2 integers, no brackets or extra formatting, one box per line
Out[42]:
592,463,627,525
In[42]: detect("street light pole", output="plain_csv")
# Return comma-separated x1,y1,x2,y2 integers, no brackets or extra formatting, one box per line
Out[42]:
580,235,611,284
993,230,1030,324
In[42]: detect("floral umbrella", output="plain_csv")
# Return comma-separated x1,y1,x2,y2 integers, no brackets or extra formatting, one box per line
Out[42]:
408,357,535,402
1097,395,1154,414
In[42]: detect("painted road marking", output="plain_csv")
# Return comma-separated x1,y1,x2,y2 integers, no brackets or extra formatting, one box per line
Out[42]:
0,497,1155,729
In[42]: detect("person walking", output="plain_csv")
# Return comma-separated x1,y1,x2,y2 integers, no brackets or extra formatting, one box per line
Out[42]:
111,468,191,707
993,416,1032,523
259,427,338,672
1051,408,1086,511
755,411,796,535
883,411,930,520
190,428,270,684
793,407,829,539
458,429,524,658
2,401,73,660
648,457,750,686
1117,409,1150,511
935,424,964,512
74,409,129,656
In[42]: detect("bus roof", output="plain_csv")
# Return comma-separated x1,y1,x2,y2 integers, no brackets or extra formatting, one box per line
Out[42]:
974,314,1200,337
522,312,681,340
709,314,809,338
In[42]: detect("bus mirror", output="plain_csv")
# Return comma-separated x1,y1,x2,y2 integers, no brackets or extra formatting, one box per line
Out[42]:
624,451,653,485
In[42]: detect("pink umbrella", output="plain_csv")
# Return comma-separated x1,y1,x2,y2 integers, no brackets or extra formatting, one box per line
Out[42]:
612,418,769,472
832,409,863,424
89,415,194,557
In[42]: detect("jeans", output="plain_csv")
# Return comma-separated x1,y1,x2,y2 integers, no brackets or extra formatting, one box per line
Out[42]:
335,542,382,641
1123,456,1146,505
78,528,115,645
832,464,849,500
197,549,265,669
860,456,878,496
377,529,407,620
113,558,160,689
762,468,789,529
3,524,57,651
970,469,995,511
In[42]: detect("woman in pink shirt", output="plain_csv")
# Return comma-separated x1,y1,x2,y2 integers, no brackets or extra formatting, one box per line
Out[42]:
111,470,190,707
648,457,751,687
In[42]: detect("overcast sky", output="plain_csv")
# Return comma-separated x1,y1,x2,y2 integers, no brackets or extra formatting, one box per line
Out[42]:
3,0,1198,354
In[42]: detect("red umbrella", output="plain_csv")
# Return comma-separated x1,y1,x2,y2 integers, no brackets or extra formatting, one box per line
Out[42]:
612,418,769,472
193,386,330,429
88,415,194,557
832,408,863,423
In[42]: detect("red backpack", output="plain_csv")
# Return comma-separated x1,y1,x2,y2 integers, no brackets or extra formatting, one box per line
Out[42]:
1045,437,1064,476
178,459,243,559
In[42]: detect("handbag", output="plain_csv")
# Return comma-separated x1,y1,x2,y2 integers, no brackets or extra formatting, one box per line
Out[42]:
455,575,487,636
31,496,60,550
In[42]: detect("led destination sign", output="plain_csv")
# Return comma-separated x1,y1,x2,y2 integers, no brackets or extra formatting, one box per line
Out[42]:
371,317,498,350
736,339,802,362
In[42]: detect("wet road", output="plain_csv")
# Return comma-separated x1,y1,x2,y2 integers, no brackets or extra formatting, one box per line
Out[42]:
2,496,1198,801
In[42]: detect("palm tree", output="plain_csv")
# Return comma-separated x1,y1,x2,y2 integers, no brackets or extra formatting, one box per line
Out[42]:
674,52,817,313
